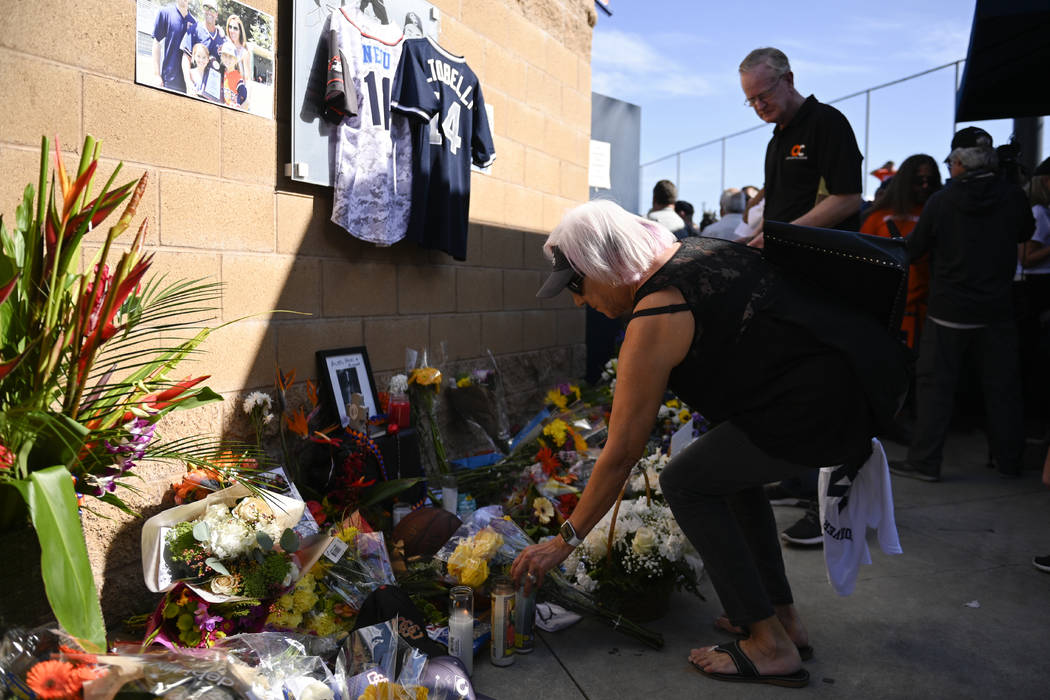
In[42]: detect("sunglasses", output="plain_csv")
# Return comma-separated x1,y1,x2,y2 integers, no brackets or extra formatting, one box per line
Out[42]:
566,271,585,295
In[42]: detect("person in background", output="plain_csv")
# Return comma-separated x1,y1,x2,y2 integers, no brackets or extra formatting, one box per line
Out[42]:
889,127,1034,482
180,2,225,93
187,42,214,99
675,200,700,236
735,185,764,242
152,0,196,92
860,154,942,349
739,47,863,247
514,200,907,688
225,14,253,88
1018,157,1050,436
702,188,749,241
647,180,688,239
220,41,248,108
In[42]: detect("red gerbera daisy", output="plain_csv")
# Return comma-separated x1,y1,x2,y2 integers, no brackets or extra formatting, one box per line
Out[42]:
25,660,82,699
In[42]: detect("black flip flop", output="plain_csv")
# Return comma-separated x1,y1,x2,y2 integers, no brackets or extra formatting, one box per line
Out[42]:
712,616,814,661
691,640,810,688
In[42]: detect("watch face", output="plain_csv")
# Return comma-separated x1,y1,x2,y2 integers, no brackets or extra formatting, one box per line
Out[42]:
560,520,576,541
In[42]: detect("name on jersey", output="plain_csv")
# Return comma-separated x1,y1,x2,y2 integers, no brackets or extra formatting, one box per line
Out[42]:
362,45,392,69
424,58,474,108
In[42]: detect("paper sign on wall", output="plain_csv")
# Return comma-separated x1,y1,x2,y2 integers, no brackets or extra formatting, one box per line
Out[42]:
589,139,611,189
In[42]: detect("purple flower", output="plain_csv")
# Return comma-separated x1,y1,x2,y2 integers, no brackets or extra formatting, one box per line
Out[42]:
195,602,224,632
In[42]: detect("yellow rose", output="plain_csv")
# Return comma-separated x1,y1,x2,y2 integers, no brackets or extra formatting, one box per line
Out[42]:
458,558,489,588
471,528,504,559
447,541,489,587
409,367,442,386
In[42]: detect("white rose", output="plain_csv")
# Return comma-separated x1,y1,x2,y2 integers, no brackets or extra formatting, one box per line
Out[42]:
232,496,271,524
210,574,242,596
584,529,608,559
632,526,656,555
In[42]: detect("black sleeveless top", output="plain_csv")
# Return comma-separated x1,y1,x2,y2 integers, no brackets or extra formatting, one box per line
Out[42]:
632,237,884,467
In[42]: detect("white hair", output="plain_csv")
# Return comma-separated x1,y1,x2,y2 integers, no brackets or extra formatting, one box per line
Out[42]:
948,146,998,173
739,47,791,78
544,200,676,286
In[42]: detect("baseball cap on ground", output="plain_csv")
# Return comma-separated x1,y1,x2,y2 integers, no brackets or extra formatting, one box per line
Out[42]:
1034,156,1050,177
951,126,993,150
536,245,580,298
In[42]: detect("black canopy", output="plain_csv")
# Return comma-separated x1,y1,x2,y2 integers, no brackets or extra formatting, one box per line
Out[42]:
955,0,1050,122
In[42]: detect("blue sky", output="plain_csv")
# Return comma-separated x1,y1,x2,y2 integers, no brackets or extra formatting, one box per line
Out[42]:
591,0,1046,214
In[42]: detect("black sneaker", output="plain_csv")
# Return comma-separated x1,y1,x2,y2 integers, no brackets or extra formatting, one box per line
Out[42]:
764,483,815,507
888,460,940,482
1034,555,1050,573
780,510,823,547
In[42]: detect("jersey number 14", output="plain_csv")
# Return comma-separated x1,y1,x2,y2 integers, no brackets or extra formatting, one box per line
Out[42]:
427,101,463,155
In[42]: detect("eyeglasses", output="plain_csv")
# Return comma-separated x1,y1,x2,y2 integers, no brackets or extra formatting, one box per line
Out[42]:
744,75,783,108
566,271,585,295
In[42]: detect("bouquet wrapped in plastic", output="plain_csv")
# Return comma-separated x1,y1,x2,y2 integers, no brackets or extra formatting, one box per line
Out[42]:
446,354,511,455
432,506,531,588
142,484,321,603
268,515,396,637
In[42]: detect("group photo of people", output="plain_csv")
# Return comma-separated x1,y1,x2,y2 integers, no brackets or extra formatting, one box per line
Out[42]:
136,0,275,118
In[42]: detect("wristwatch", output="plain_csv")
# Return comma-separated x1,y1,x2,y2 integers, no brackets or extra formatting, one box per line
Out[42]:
559,519,583,548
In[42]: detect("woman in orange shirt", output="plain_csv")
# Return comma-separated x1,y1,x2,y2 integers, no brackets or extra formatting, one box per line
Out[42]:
860,154,942,348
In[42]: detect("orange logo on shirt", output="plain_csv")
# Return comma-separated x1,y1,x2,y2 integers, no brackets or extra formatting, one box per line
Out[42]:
790,143,806,158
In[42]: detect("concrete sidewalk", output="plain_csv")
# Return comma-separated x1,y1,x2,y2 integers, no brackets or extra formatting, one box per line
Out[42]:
469,430,1050,699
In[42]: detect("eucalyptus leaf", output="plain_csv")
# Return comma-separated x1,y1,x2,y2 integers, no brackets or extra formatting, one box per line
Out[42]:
256,531,273,551
253,549,265,564
279,528,300,553
192,521,210,542
205,557,230,576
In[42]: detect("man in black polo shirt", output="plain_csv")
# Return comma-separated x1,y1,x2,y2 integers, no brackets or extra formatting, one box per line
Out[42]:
739,47,863,247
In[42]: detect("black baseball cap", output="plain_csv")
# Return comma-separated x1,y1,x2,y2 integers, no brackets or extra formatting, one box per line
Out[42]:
536,245,580,298
1034,157,1050,177
950,126,993,151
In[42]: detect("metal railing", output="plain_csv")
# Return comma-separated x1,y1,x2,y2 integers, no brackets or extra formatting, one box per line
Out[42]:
640,60,965,212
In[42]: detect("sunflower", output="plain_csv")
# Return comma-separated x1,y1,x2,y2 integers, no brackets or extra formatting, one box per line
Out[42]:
26,660,82,699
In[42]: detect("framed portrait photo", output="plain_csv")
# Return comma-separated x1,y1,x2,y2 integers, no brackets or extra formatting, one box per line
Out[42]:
316,346,381,431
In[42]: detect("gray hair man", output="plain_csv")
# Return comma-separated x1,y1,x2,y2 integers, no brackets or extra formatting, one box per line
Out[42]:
701,188,749,241
739,47,863,245
890,126,1035,482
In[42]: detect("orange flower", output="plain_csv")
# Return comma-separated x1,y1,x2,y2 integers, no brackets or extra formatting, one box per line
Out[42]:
536,446,560,476
306,379,319,407
567,426,588,453
286,406,309,437
26,660,82,699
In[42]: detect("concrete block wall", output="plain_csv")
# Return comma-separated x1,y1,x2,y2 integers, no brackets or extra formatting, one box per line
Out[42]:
0,0,596,623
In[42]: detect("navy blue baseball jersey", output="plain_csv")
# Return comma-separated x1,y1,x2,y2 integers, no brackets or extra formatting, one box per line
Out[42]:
391,38,495,261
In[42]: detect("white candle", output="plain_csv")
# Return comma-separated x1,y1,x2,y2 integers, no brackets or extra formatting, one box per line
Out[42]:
449,610,474,676
442,485,458,514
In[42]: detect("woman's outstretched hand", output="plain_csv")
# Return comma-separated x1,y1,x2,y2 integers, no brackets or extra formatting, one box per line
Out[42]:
510,536,575,595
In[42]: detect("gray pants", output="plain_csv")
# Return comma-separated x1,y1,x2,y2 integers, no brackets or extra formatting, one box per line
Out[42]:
659,421,814,628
